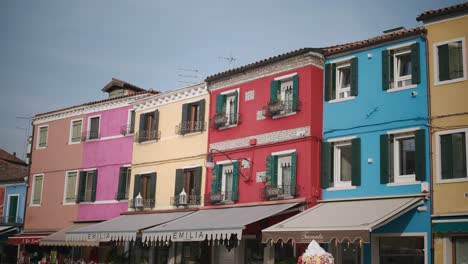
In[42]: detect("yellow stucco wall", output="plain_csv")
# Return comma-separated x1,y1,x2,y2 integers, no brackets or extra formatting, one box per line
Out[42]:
426,15,468,215
130,93,209,208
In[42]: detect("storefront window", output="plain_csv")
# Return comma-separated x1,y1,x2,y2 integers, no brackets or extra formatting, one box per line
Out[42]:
274,241,295,263
245,238,264,263
329,240,361,264
379,236,424,264
455,238,468,264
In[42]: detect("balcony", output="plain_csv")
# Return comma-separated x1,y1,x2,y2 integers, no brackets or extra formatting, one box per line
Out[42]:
211,113,241,129
81,131,100,142
134,130,161,143
170,194,201,207
206,191,238,205
115,191,129,201
120,125,135,136
128,198,155,209
263,99,299,117
261,184,299,200
176,121,207,135
0,216,23,225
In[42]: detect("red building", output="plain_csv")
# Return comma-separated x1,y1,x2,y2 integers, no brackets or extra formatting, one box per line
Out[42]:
204,48,324,262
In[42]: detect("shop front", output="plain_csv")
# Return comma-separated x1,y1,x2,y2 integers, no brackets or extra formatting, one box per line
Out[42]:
433,215,468,263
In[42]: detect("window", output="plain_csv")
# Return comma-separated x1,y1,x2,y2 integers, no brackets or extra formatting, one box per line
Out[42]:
31,174,44,205
77,170,98,203
321,138,361,189
116,167,131,200
382,43,420,90
174,167,202,205
6,195,19,224
378,236,424,264
37,125,48,149
454,237,468,263
133,172,156,208
437,129,468,182
329,239,362,264
69,119,82,144
265,151,297,198
324,58,358,102
214,91,238,128
137,110,159,142
180,99,206,135
64,171,78,204
435,38,466,84
87,116,100,140
269,74,299,116
128,110,136,134
210,162,239,203
380,129,426,185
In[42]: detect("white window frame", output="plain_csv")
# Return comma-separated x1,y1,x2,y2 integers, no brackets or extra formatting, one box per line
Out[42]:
392,49,415,90
30,174,44,206
273,73,298,117
336,62,351,99
435,128,468,184
392,133,417,184
371,233,427,264
434,37,467,86
220,164,234,201
69,118,83,144
6,194,20,223
63,170,79,205
127,109,136,135
333,141,353,188
36,125,49,149
86,115,101,141
219,88,240,129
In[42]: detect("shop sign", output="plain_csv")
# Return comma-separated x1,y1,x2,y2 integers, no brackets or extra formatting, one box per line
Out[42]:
86,233,111,241
19,238,41,244
300,232,324,243
171,231,205,241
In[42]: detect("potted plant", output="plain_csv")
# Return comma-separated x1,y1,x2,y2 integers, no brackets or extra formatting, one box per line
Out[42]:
213,112,228,128
268,99,284,115
265,185,280,198
210,192,223,203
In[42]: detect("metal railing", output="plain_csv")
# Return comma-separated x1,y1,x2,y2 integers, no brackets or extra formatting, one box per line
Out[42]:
211,113,241,129
263,99,297,117
81,131,100,142
176,121,207,135
206,191,238,204
134,130,161,143
170,194,201,207
1,216,23,225
262,184,298,199
115,191,129,200
120,125,135,136
128,198,155,209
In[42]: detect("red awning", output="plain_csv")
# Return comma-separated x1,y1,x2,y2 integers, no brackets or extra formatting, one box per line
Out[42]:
8,233,51,245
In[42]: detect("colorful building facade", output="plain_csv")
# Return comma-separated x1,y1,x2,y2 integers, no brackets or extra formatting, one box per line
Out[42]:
417,3,468,264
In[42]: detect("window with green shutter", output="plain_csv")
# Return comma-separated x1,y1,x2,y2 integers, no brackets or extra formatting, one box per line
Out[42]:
70,119,83,143
325,59,356,101
77,170,98,202
64,171,78,203
214,91,239,128
268,76,299,116
116,167,131,200
436,39,465,82
137,110,159,142
439,131,467,181
180,99,206,134
265,151,297,198
37,126,48,148
321,138,359,189
132,172,156,208
31,174,44,205
382,43,421,90
173,167,202,205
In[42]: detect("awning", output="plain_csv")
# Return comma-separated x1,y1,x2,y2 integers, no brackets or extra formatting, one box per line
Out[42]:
142,202,299,242
66,211,193,242
8,233,52,245
0,226,17,235
262,196,424,243
433,217,468,233
40,223,100,247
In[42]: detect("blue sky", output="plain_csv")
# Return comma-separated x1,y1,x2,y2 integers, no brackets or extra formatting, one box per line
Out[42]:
0,0,463,159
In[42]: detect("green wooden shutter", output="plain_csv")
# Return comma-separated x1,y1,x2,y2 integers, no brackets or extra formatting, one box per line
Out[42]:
233,91,238,124
350,57,358,96
232,161,239,201
194,167,202,196
382,50,390,90
415,129,426,181
351,138,361,186
321,142,332,188
138,113,147,142
77,171,87,203
117,167,127,200
331,64,337,100
292,75,299,111
174,169,185,197
216,94,225,113
133,174,141,199
211,165,221,193
266,155,274,186
438,44,450,81
290,152,297,196
411,43,421,84
91,170,98,202
149,172,157,201
440,134,453,179
324,63,332,101
199,99,206,126
271,156,278,187
152,110,159,140
181,104,188,135
270,80,280,101
380,134,390,184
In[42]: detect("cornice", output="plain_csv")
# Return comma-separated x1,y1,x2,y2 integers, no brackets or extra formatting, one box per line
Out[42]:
208,52,324,91
33,93,151,125
133,82,208,112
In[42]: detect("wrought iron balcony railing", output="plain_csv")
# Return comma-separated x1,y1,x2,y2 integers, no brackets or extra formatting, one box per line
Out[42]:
176,121,207,135
1,216,23,225
115,191,129,201
120,125,135,136
81,131,100,142
128,198,155,209
263,99,298,117
170,194,201,207
206,191,238,204
134,130,161,143
261,184,299,200
211,113,241,129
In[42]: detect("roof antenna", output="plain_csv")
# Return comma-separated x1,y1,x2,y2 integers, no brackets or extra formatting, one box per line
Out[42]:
177,68,200,85
218,52,237,66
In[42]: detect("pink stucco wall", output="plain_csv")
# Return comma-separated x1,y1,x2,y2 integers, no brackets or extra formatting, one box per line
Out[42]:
78,106,133,221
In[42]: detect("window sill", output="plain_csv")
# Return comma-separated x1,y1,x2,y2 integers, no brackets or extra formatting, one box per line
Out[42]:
138,139,159,145
36,146,47,150
436,177,468,184
386,85,417,93
218,124,238,130
78,201,96,205
328,96,356,104
63,202,77,206
272,111,297,119
68,141,81,145
29,204,41,207
387,181,421,187
268,195,294,200
326,186,356,191
180,131,205,136
435,77,467,86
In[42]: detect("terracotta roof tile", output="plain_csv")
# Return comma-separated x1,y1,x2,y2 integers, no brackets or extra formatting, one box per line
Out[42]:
0,149,26,165
0,149,27,182
417,2,468,21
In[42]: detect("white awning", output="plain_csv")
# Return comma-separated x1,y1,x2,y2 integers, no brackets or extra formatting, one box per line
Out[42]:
40,223,99,247
66,211,193,242
262,196,425,243
142,202,299,243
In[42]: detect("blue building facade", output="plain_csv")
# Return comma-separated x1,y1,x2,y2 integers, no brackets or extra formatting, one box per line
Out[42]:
3,183,27,225
321,28,431,264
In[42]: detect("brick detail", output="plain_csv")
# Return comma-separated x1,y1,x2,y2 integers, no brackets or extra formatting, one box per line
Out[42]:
245,90,255,101
256,110,266,121
209,126,311,151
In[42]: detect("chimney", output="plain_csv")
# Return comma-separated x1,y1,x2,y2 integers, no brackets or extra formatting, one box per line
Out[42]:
383,27,406,34
13,152,16,157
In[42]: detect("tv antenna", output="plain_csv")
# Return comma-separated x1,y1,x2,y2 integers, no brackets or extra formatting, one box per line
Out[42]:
177,68,200,85
218,53,237,66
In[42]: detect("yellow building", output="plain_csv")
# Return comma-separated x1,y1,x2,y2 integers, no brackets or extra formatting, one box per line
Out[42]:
129,82,209,209
417,3,468,263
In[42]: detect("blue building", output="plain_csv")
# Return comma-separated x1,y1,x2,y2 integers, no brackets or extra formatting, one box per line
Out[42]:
262,27,431,264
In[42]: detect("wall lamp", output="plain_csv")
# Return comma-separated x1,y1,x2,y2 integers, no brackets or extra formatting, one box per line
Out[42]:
205,148,252,181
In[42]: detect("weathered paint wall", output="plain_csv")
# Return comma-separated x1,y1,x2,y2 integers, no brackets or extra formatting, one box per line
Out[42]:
4,184,27,223
25,116,83,231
